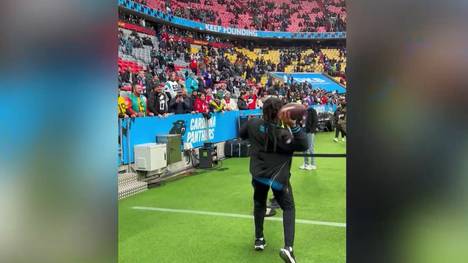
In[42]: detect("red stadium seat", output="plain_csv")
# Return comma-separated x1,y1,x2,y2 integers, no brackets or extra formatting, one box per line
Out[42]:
141,0,346,32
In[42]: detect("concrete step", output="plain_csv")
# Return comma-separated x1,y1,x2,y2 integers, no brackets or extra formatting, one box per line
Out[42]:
118,181,148,200
118,172,138,185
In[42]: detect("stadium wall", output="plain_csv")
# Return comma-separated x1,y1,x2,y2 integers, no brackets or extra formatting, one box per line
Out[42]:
118,0,346,40
118,20,234,48
119,107,336,165
118,20,156,35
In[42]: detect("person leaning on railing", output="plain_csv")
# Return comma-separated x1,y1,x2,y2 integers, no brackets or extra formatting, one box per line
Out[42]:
127,84,154,118
118,94,131,118
169,90,192,115
209,95,226,113
237,92,249,110
222,92,237,111
147,83,170,117
194,92,209,114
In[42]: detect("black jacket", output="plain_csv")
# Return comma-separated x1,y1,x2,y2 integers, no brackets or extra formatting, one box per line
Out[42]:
169,97,191,114
184,96,194,112
148,91,169,115
237,98,248,110
304,108,318,133
122,70,135,83
240,118,308,190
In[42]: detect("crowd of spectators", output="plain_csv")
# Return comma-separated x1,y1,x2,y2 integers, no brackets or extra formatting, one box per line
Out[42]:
118,12,346,80
118,19,346,119
118,71,345,119
119,12,232,44
119,29,155,55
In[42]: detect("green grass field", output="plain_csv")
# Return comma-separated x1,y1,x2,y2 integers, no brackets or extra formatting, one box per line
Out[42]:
119,132,346,263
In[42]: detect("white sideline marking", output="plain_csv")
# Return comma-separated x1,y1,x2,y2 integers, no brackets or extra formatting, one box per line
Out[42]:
132,206,346,228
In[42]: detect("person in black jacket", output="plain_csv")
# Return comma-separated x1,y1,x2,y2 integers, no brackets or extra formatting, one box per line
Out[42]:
240,97,308,263
300,101,319,170
237,92,249,110
147,84,169,117
184,89,196,113
169,90,191,114
146,75,159,99
333,103,346,142
122,66,134,84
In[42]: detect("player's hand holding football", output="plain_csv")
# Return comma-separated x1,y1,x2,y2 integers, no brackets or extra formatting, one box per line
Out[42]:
278,111,297,128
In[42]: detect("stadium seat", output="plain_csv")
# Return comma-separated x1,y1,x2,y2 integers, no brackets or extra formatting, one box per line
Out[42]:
140,0,346,32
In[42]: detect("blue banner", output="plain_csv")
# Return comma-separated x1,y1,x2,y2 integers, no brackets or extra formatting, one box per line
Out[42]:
118,0,346,40
121,110,252,164
272,72,346,93
312,104,337,113
119,107,336,164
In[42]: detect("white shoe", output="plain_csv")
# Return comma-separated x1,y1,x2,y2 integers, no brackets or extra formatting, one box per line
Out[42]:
299,164,307,170
306,165,317,170
333,138,339,142
342,138,346,142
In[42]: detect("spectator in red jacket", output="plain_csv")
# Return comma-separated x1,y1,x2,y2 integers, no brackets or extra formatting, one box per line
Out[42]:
190,58,198,74
321,95,329,105
194,93,209,113
245,90,258,110
205,88,214,104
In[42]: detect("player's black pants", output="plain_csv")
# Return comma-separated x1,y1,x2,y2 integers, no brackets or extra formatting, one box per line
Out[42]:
252,179,295,248
335,124,346,138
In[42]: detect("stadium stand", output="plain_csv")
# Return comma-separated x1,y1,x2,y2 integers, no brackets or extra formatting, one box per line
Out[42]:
118,2,347,261
132,0,346,32
118,9,346,118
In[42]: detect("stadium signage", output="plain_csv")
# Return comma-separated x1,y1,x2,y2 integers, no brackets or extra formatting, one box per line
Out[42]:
120,107,337,164
186,116,216,144
120,111,240,164
205,24,258,37
118,0,346,40
118,21,156,35
193,39,209,45
161,32,231,47
298,78,327,84
272,72,346,93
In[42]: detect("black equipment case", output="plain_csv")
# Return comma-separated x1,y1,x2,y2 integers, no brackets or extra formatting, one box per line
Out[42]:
225,139,251,157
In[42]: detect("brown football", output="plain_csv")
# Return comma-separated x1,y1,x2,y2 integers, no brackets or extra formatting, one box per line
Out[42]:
278,103,307,121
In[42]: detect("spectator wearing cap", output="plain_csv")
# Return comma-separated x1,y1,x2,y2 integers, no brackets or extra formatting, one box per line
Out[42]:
215,83,227,98
209,95,225,113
